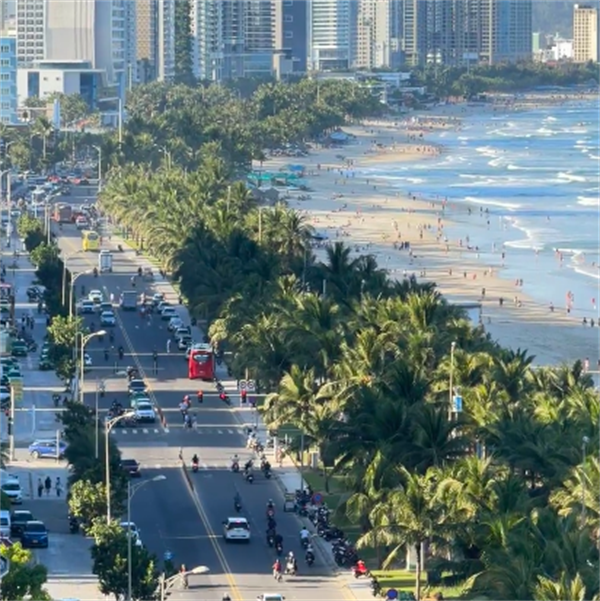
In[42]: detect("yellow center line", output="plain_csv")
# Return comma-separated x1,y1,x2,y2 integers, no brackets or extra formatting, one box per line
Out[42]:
63,234,243,599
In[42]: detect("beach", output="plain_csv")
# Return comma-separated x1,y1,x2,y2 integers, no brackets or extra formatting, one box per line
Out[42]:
254,96,599,368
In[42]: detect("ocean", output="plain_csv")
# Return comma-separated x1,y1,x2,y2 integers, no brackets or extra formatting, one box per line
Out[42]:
364,99,600,320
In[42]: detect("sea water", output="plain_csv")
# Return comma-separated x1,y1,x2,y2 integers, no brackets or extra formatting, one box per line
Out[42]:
363,99,600,320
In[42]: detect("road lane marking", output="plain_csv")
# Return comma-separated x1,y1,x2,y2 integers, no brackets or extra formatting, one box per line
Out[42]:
182,469,242,600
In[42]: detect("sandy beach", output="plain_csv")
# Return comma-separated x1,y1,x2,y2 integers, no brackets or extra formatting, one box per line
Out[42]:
255,101,599,368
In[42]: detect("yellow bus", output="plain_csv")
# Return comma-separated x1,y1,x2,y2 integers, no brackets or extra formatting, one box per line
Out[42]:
82,230,100,251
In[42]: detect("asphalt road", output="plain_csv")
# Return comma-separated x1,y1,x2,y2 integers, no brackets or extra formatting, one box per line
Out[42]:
53,192,351,601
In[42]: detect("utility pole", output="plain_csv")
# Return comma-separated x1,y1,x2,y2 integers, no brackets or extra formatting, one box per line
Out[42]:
9,385,15,460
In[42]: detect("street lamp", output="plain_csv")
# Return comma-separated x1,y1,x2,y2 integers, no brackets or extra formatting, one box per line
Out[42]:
93,145,102,191
79,330,106,404
582,436,589,523
154,145,172,168
62,250,84,306
127,476,166,601
94,378,105,459
69,269,93,318
448,341,457,420
105,411,135,522
158,565,209,601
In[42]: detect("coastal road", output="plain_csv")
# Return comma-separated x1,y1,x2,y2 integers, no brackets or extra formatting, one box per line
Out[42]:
53,197,352,600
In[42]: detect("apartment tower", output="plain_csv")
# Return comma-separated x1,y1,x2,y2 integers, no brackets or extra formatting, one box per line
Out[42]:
573,4,599,62
192,0,275,81
136,0,175,82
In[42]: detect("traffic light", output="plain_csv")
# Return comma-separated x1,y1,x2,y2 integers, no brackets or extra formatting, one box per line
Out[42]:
7,417,12,435
241,389,247,404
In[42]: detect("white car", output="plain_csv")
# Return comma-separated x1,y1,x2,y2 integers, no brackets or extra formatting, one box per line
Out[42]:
120,521,143,547
257,595,285,601
177,335,192,351
134,401,156,423
100,311,116,326
88,290,103,303
223,517,250,542
168,317,183,332
156,301,170,313
174,327,189,339
78,300,95,314
1,481,23,504
160,307,176,321
152,293,164,306
84,352,92,367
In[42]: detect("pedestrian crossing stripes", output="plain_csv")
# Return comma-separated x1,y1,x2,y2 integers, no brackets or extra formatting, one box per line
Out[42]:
111,427,246,436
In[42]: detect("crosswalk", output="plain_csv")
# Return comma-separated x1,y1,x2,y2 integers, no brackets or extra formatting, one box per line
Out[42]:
111,426,246,436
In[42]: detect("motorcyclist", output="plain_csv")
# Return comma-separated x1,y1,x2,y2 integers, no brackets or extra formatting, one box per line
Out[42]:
231,455,240,471
267,499,275,511
266,528,276,546
179,564,189,589
191,454,199,466
274,532,283,548
90,321,95,333
233,492,242,511
243,459,253,472
355,559,368,576
118,346,124,359
286,552,297,574
305,543,315,563
197,390,204,403
267,516,276,531
300,527,310,542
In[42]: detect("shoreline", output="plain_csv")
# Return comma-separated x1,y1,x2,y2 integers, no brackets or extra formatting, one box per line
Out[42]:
256,101,598,367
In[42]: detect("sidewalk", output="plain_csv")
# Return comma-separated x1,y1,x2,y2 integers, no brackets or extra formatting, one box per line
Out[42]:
0,228,63,445
110,231,372,599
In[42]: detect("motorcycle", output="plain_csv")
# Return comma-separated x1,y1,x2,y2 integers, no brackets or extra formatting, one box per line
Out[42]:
245,472,254,484
68,517,79,534
192,461,199,473
267,534,275,547
264,467,272,479
234,500,242,512
285,561,297,576
301,537,309,549
352,565,371,579
306,552,315,566
370,577,382,597
275,542,283,556
231,462,239,473
117,244,123,252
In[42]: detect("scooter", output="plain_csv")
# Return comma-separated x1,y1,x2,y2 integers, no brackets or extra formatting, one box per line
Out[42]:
267,534,275,547
275,542,283,556
306,552,315,566
264,468,272,479
231,462,239,473
192,462,199,473
245,472,254,484
234,500,242,513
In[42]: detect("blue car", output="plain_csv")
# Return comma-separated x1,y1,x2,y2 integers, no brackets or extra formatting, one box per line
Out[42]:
28,439,67,460
21,520,48,548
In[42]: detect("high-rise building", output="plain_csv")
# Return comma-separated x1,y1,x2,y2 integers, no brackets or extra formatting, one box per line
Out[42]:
16,0,136,90
136,0,175,83
482,0,532,64
192,0,276,81
573,4,599,62
308,0,354,71
402,0,532,66
273,0,308,75
0,35,18,124
355,0,402,69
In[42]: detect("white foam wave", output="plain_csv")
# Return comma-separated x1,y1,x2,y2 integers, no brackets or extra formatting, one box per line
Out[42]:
489,157,504,167
457,136,469,141
537,127,556,136
464,196,521,211
589,154,600,160
573,265,600,281
558,172,587,183
505,219,560,251
577,196,599,207
544,116,558,122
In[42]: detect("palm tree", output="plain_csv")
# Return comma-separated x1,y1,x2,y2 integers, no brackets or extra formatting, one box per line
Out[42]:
33,116,54,163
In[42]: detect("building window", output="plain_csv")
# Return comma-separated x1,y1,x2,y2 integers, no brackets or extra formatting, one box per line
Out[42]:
0,59,9,66
0,45,9,53
0,74,9,81
284,15,293,23
285,31,293,39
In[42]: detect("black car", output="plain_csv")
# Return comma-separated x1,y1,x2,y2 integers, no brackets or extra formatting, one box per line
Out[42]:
10,510,34,537
26,286,43,301
121,459,141,478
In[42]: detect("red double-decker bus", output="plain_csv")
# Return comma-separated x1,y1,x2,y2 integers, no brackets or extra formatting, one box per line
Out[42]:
188,344,215,380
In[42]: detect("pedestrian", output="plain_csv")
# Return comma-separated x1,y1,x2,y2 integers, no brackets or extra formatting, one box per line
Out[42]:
166,339,171,354
37,478,43,498
44,476,51,496
55,477,62,497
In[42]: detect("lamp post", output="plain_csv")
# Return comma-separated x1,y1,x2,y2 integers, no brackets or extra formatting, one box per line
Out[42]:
158,566,209,601
105,411,136,522
582,436,589,523
127,476,166,601
79,330,106,404
62,250,84,306
69,270,92,318
448,341,457,420
94,379,105,459
93,145,102,191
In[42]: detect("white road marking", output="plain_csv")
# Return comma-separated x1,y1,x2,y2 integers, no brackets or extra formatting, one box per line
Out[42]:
217,429,223,434
201,463,208,470
143,428,148,433
132,429,138,434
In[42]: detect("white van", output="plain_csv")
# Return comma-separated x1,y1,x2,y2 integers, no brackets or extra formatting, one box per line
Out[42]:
0,510,10,538
0,469,19,484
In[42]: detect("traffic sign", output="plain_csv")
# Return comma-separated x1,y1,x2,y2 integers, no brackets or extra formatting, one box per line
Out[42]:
247,379,256,392
239,380,247,390
385,589,398,600
312,493,323,505
0,556,9,578
453,394,463,413
163,550,173,561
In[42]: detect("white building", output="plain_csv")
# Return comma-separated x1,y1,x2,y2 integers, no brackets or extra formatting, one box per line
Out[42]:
355,0,401,69
308,0,354,71
16,0,136,91
192,0,276,81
